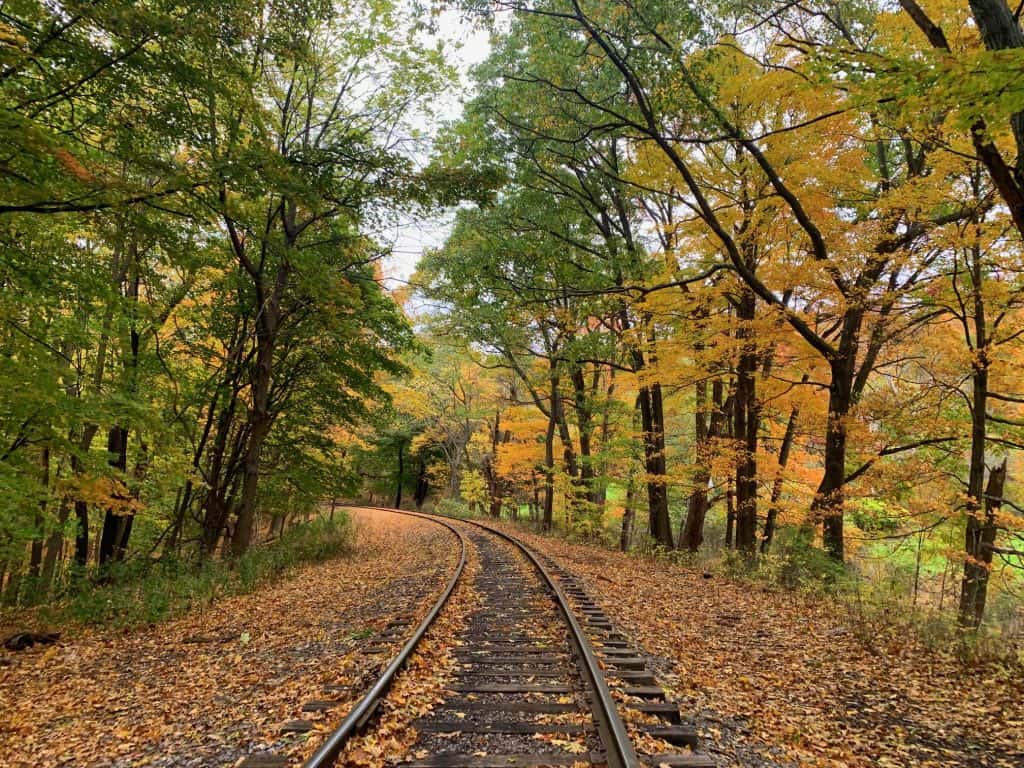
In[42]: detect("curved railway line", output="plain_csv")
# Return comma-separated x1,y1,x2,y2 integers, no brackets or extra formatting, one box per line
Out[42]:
245,506,714,768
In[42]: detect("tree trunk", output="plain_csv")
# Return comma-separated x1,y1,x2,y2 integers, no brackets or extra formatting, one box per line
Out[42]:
638,386,672,547
99,253,143,566
69,242,127,568
812,355,855,561
394,438,405,509
733,288,759,555
552,372,584,519
725,478,735,549
28,446,50,580
616,306,670,546
74,496,89,567
680,378,710,551
70,428,102,568
960,456,1005,628
969,0,1024,169
963,1,1024,235
542,405,556,531
112,431,147,561
199,319,246,555
226,190,292,556
620,473,636,551
231,402,273,556
231,284,281,556
167,487,185,553
98,426,129,566
960,246,996,627
593,368,616,512
762,398,801,553
486,410,506,518
570,366,597,506
41,498,68,584
530,469,540,522
414,459,429,508
681,484,709,552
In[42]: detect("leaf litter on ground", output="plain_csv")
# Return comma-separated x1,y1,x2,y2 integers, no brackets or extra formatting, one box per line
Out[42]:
0,510,459,768
492,522,1023,768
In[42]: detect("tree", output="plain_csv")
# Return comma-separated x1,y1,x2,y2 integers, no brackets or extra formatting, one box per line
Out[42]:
0,0,447,597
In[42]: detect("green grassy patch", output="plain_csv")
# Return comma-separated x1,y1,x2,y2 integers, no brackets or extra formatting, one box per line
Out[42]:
38,515,353,631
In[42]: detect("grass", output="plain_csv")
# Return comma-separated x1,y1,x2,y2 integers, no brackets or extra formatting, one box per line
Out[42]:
36,515,354,630
486,502,1024,665
432,497,477,519
418,493,1024,663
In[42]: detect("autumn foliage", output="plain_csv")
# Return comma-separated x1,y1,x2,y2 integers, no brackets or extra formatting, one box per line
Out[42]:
360,0,1024,633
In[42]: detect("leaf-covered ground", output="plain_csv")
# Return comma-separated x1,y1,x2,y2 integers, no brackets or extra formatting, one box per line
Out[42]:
494,523,1023,768
0,510,459,768
322,519,483,767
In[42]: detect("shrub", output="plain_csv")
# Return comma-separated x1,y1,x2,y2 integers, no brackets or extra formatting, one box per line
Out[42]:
45,514,353,630
850,498,901,533
433,497,473,519
756,526,848,590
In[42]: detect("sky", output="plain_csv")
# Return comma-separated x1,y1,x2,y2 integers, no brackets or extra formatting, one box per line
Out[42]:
380,9,492,291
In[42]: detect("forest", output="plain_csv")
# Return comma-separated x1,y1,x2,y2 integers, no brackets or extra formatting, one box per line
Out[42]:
2,0,1024,651
364,0,1024,638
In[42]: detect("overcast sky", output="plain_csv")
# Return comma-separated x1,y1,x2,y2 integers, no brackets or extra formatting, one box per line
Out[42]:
380,9,492,290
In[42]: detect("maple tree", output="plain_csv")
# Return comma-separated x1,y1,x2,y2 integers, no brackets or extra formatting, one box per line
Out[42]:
400,0,1024,630
1,0,1022,652
0,4,1022,764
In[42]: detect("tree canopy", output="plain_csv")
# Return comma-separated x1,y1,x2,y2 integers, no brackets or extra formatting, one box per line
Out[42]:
1,0,1023,636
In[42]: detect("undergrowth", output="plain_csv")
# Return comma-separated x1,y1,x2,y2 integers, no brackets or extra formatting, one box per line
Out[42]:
840,580,1023,667
431,498,475,519
498,511,1024,667
33,515,353,630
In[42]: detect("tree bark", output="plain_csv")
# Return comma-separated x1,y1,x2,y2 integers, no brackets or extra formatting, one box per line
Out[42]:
681,378,710,551
593,368,616,512
762,398,801,553
98,425,129,566
197,312,247,555
231,258,288,557
414,459,429,508
570,365,597,506
734,287,759,555
969,0,1024,172
813,351,856,561
200,408,239,555
73,494,89,567
41,498,67,583
98,246,144,566
960,457,1005,627
542,400,557,531
620,473,636,551
725,477,735,549
28,446,49,580
485,410,506,518
394,438,405,509
530,469,540,522
959,234,998,627
903,0,1024,236
638,385,672,547
552,370,584,521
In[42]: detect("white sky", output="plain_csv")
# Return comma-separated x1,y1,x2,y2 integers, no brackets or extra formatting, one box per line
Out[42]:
380,9,492,290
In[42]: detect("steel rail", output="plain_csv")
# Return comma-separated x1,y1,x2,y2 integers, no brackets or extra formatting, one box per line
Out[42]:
303,507,467,768
456,516,641,768
308,505,640,768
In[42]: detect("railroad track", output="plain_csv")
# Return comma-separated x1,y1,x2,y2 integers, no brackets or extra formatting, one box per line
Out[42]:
246,507,714,768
